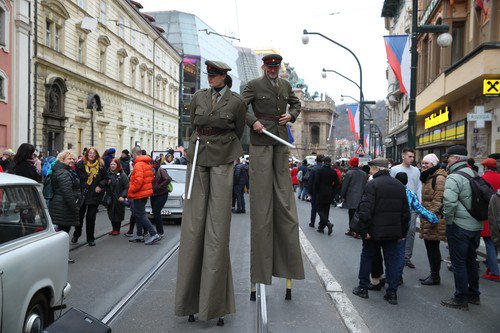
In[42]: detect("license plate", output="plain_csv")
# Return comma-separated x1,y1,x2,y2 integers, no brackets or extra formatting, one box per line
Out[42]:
161,209,171,215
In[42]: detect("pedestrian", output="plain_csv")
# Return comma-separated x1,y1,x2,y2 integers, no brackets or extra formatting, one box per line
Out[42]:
175,60,246,326
127,147,160,245
332,162,343,205
291,163,299,192
49,150,81,263
308,155,324,228
33,151,42,176
151,157,171,237
313,156,338,235
352,158,410,305
390,148,422,269
243,53,305,301
13,143,40,182
233,158,248,214
480,158,500,281
1,148,15,173
341,157,367,238
104,158,129,236
298,159,308,200
73,147,107,247
120,149,131,176
418,153,448,285
467,158,479,172
441,145,483,310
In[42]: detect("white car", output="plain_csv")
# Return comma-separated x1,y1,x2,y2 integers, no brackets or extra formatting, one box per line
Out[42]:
146,164,186,222
0,173,71,333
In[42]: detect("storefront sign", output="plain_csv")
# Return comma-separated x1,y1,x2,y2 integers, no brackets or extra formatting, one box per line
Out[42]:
467,105,492,129
483,79,500,96
425,106,450,129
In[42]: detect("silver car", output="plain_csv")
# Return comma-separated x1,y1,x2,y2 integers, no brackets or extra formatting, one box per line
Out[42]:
146,164,186,222
0,173,71,333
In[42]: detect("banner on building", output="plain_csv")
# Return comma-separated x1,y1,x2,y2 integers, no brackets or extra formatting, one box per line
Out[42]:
476,0,491,24
383,35,411,95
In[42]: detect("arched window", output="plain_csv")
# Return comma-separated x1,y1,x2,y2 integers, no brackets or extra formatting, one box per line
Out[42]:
311,124,320,145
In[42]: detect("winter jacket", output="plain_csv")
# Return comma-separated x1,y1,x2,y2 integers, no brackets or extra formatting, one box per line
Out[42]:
105,170,129,222
49,161,81,227
443,161,482,231
234,162,249,186
120,156,131,176
298,164,308,184
291,167,299,185
75,160,107,206
340,167,367,209
405,187,438,224
488,190,500,246
14,160,40,182
357,169,410,240
152,167,171,197
307,163,323,195
481,170,500,237
128,155,154,199
420,167,447,241
0,158,15,173
313,164,339,204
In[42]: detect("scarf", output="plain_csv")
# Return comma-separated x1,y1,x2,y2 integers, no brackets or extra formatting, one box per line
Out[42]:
85,160,99,185
420,164,440,183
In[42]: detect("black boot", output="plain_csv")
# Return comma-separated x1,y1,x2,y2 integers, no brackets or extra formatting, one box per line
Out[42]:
419,274,431,282
217,317,224,326
421,273,440,286
285,288,292,300
441,298,469,310
188,315,195,322
250,291,256,301
384,292,398,305
352,286,368,299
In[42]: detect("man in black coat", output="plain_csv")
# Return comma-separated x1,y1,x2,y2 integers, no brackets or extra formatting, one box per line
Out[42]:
233,159,249,213
313,156,338,235
352,158,410,305
308,155,324,228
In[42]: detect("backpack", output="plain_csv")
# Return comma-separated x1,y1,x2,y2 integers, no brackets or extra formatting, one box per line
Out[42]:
453,169,495,221
297,170,303,182
42,157,55,178
302,169,311,183
43,173,54,200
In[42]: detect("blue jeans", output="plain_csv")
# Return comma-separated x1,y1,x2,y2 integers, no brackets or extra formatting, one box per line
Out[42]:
130,198,156,237
446,223,481,301
359,239,400,294
398,239,406,279
300,184,308,200
310,195,317,224
151,193,168,235
483,236,499,275
405,212,417,259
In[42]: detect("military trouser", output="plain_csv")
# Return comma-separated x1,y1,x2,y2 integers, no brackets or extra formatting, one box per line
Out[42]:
249,144,305,285
175,163,235,321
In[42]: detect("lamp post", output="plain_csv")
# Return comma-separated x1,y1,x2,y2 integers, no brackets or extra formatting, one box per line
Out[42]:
340,94,376,118
408,0,452,149
303,29,365,145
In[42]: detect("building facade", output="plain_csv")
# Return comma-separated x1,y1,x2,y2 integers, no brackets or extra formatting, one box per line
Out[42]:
33,0,181,156
146,11,242,148
415,0,500,161
0,0,13,152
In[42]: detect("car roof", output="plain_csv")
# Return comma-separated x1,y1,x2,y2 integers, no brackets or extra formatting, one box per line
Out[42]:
0,173,39,186
161,164,187,170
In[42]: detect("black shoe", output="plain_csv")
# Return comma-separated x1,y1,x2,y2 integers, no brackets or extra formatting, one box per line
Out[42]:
217,317,224,326
68,258,75,264
405,259,415,269
421,275,440,286
188,315,196,322
468,295,480,305
352,286,368,299
232,209,241,214
309,222,315,228
285,288,292,300
241,209,246,214
441,298,469,310
88,241,96,246
384,293,398,305
71,236,78,244
367,281,384,291
327,222,333,236
419,274,431,282
317,228,325,234
250,291,256,301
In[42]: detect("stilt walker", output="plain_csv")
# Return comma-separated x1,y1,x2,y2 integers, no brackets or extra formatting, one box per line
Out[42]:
243,54,305,300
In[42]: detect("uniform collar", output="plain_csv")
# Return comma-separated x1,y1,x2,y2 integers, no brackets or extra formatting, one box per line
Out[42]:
212,85,227,96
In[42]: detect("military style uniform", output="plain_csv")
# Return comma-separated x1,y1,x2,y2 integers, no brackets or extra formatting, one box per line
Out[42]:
175,61,246,322
243,54,305,286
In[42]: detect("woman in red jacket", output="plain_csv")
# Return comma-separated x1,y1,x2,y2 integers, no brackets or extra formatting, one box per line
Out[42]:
291,163,299,191
480,158,500,281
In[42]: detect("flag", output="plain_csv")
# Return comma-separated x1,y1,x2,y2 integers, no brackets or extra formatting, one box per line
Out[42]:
287,123,294,144
346,104,360,141
383,35,411,95
364,133,370,150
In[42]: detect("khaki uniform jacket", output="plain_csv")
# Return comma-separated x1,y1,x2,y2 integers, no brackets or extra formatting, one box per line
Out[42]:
186,88,246,167
243,76,301,146
420,168,447,241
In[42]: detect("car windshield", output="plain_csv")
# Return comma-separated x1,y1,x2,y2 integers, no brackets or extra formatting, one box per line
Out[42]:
165,168,186,183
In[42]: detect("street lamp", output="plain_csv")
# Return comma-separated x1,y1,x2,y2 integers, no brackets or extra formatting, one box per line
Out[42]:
303,29,365,145
340,94,376,117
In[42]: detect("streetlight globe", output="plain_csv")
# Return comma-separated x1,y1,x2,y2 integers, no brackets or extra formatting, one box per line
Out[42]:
301,34,309,45
370,104,377,111
437,33,453,48
340,96,344,101
321,72,327,79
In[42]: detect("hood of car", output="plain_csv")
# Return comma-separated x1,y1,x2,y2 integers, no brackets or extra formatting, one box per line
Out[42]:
170,181,185,197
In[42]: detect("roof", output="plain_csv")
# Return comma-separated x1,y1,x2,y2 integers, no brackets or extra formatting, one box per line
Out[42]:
0,173,39,186
381,0,403,18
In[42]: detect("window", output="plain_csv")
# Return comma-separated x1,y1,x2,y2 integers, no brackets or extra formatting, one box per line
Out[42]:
100,1,107,24
54,26,61,51
311,125,320,145
131,66,136,88
78,0,87,11
0,185,49,244
0,73,6,101
78,38,85,63
45,20,51,46
451,21,465,65
99,49,106,73
0,3,7,48
119,58,125,82
118,17,125,39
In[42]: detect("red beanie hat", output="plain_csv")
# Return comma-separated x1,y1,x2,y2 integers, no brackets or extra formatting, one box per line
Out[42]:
349,157,359,167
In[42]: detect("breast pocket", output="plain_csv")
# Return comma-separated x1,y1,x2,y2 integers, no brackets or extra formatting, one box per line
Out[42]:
220,111,235,121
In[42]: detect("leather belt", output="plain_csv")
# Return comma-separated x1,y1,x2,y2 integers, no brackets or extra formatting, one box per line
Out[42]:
196,127,230,136
255,112,280,123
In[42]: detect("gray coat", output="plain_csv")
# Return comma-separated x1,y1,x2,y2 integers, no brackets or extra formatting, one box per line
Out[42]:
340,167,367,209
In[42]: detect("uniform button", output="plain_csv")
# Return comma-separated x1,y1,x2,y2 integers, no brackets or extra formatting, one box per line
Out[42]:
278,108,281,111
207,141,210,144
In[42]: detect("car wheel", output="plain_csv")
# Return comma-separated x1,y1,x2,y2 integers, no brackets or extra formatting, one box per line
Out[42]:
23,293,52,333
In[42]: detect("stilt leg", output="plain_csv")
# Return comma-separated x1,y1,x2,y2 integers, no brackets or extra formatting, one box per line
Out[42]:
250,283,256,301
285,279,292,300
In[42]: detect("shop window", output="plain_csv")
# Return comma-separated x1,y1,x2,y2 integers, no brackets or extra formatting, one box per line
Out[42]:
451,21,465,65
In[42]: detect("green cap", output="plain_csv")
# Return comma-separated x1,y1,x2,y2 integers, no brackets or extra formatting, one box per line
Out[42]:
205,60,232,75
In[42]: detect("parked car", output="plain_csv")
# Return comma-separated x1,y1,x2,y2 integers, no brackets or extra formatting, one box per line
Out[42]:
146,164,186,222
0,173,71,333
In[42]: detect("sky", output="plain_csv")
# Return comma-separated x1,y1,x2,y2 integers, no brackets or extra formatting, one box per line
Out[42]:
139,0,389,104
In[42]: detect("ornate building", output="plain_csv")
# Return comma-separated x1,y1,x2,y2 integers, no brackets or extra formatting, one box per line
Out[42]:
33,0,182,156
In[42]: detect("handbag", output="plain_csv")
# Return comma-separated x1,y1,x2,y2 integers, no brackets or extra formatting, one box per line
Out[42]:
102,193,112,207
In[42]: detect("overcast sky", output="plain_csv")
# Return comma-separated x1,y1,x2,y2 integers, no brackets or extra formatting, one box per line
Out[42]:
139,0,388,103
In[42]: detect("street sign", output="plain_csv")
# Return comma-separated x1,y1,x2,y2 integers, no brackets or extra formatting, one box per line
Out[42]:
467,105,492,129
483,79,500,96
355,144,366,155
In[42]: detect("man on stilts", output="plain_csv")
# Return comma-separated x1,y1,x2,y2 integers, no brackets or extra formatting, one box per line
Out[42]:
243,54,305,301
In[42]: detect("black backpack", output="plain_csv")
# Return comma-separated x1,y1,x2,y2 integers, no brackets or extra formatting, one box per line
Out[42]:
302,169,311,183
453,169,495,221
43,173,54,200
